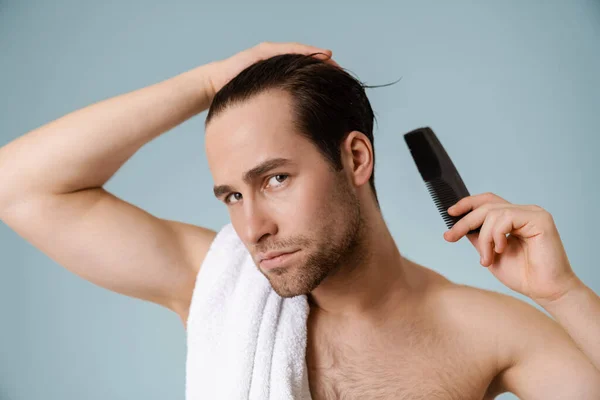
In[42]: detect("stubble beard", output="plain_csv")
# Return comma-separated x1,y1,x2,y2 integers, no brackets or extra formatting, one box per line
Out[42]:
264,178,366,298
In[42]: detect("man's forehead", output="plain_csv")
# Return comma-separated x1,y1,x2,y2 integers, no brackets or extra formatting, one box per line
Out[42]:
204,90,314,182
205,121,309,168
209,141,299,179
206,126,302,169
205,106,298,157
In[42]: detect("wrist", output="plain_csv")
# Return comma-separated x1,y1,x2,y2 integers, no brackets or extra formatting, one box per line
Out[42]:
173,63,218,113
537,275,587,312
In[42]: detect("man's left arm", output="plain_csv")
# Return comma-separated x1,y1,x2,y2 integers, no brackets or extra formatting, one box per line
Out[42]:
444,192,600,371
538,277,600,371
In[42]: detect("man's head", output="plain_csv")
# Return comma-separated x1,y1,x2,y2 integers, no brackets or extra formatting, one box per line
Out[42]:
205,54,378,297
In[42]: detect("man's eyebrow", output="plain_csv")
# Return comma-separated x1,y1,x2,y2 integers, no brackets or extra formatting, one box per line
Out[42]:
213,157,294,199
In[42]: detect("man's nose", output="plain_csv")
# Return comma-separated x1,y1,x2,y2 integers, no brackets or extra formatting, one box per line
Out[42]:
242,200,277,245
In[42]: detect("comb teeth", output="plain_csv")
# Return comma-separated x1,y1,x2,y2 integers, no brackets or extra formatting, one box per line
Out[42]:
425,178,462,229
425,178,481,234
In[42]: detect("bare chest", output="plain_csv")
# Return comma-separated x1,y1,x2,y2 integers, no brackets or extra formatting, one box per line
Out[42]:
306,319,496,400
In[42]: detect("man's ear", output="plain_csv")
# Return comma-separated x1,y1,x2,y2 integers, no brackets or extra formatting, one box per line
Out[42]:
341,130,374,188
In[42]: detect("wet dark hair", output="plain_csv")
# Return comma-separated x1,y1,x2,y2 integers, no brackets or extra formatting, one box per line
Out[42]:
206,53,393,207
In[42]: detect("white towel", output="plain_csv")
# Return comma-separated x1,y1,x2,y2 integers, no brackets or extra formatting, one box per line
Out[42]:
185,223,312,400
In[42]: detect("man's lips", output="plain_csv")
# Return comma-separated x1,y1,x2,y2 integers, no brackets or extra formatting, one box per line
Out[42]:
258,249,299,262
258,250,300,270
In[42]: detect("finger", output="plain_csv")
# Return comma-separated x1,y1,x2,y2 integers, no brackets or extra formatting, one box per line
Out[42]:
478,212,498,266
444,205,489,242
492,216,513,253
325,57,341,68
266,42,332,58
493,231,508,254
448,192,509,217
310,51,333,61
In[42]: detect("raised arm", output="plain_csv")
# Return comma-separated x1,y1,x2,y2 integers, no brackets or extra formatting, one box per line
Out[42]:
0,42,334,327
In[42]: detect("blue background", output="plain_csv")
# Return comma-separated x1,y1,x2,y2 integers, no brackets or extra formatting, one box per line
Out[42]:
1,1,599,399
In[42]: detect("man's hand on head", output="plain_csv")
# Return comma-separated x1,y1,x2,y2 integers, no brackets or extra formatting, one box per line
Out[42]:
205,42,339,103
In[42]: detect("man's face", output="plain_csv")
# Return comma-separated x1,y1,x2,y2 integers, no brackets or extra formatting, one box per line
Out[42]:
205,89,364,297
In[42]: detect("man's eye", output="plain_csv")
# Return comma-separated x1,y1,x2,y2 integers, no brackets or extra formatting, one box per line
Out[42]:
225,175,288,205
268,174,288,187
225,193,242,205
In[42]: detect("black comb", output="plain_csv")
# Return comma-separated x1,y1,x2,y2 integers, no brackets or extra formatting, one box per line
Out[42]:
404,126,480,235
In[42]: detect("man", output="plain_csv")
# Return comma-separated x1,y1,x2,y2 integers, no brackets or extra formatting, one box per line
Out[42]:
0,42,599,399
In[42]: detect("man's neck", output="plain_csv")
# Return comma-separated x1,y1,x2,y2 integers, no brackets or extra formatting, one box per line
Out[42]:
307,213,415,321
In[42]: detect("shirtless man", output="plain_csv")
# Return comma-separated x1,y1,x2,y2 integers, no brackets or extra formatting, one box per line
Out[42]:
1,42,599,399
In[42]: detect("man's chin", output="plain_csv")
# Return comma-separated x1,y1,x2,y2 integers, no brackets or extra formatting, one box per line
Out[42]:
268,275,326,298
267,276,312,298
268,280,302,298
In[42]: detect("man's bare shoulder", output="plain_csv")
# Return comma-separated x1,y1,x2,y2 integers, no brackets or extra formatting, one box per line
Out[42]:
425,272,569,356
420,267,600,398
420,267,554,324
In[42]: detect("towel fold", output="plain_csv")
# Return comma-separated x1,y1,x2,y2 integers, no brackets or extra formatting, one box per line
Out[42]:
185,223,312,400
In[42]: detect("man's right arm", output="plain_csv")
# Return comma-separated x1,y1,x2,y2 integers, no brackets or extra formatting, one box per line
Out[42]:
0,43,335,326
0,63,219,324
